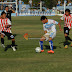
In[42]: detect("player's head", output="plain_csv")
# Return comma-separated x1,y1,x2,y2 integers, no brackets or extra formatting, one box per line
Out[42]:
5,6,9,12
1,11,6,19
41,16,48,23
65,9,70,16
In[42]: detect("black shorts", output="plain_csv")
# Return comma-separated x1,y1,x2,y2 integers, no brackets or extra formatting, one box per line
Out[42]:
1,31,14,40
64,27,70,35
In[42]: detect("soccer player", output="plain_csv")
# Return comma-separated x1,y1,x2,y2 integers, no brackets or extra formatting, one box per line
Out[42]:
3,6,15,21
0,11,16,51
40,16,58,53
58,9,72,48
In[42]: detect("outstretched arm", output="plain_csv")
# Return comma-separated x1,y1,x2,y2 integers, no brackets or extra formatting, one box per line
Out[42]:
10,8,15,13
11,9,15,13
58,19,63,31
5,25,11,28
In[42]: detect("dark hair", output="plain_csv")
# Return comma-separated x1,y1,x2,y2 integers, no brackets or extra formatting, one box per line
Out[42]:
5,6,8,8
65,9,70,13
1,11,6,15
41,16,47,21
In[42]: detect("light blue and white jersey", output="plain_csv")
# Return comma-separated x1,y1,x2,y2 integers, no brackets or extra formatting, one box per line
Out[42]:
43,19,58,33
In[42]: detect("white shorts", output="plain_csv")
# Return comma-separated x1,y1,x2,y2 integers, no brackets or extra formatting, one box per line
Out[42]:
43,32,56,41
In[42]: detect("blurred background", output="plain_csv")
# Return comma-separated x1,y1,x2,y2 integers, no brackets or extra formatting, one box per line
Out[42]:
0,0,72,16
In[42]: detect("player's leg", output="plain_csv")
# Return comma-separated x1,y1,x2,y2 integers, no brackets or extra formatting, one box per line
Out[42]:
1,33,5,48
11,38,16,51
6,32,16,51
64,33,72,48
39,36,46,52
47,32,56,53
48,37,54,54
65,33,72,42
11,38,15,47
64,27,72,48
10,35,16,51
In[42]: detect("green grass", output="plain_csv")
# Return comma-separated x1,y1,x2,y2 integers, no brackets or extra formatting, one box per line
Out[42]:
0,16,72,72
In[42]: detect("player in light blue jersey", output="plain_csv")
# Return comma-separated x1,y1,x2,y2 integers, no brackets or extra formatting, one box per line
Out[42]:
40,16,58,53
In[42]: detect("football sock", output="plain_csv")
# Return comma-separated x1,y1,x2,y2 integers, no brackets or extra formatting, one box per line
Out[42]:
12,41,15,46
65,36,72,41
1,38,4,44
49,40,53,50
65,41,68,45
39,41,43,50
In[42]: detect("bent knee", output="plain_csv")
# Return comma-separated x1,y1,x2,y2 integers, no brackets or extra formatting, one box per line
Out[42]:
40,36,45,41
12,39,15,41
64,34,68,37
49,37,52,41
1,34,4,38
40,38,43,41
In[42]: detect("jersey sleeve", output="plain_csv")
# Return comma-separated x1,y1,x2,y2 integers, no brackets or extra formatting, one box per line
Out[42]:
7,19,11,25
43,24,48,31
51,20,58,25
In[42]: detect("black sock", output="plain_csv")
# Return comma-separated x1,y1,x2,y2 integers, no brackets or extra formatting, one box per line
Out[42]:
12,41,15,46
1,38,4,44
65,40,68,45
65,36,72,41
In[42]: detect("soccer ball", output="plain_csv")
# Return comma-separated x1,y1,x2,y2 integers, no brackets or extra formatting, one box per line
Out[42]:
35,47,41,53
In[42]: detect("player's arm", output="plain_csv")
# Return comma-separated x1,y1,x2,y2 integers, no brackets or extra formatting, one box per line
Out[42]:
44,31,47,34
5,19,12,28
10,8,15,13
5,25,11,28
51,18,63,31
58,19,63,31
43,24,47,34
58,15,64,31
0,15,2,18
11,9,15,13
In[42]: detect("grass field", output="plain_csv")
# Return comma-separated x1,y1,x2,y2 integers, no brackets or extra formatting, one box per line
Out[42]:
0,16,72,72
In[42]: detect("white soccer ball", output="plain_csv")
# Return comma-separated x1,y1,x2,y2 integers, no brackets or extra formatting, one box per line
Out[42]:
35,47,41,53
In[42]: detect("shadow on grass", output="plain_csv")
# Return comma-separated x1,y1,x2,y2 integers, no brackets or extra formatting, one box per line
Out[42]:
44,45,57,50
4,45,17,51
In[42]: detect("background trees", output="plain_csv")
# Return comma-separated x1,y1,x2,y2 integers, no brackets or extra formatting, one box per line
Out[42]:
22,0,72,8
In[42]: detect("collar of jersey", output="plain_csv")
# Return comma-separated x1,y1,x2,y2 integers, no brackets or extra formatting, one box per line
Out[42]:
45,22,48,24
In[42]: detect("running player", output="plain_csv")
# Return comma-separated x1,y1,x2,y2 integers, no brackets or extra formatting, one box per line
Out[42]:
58,9,72,48
40,16,58,53
0,11,16,51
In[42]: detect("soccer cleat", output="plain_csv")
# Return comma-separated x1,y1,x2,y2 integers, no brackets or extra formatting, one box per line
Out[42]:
41,50,44,52
1,44,5,48
64,45,68,48
71,42,72,46
48,50,54,54
11,46,16,51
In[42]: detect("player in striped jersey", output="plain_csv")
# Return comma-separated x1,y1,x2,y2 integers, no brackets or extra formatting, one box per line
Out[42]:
0,11,16,51
58,9,72,48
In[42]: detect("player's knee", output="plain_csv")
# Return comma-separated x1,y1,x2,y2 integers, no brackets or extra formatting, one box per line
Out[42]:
40,37,45,41
40,38,43,41
12,39,15,41
1,34,4,38
49,37,52,41
64,34,68,37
